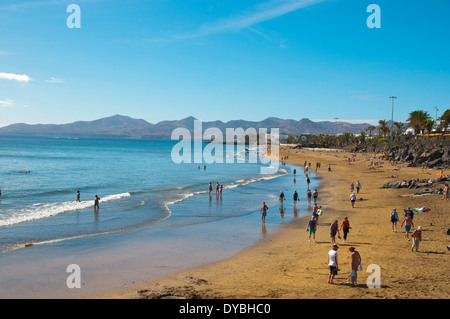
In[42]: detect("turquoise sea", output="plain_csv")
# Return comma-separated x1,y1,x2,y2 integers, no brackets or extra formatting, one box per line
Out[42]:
0,135,318,297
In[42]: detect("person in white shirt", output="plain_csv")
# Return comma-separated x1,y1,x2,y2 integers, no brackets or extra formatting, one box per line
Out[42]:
328,244,339,284
350,192,356,208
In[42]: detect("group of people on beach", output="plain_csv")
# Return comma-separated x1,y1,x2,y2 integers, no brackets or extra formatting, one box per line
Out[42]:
390,206,423,252
349,181,362,208
327,244,361,286
302,161,321,174
75,190,101,212
208,181,223,195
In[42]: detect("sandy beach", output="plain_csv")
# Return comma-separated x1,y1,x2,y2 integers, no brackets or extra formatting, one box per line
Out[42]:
97,147,449,299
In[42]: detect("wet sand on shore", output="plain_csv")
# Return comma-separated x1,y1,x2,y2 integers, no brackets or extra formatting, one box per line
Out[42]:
97,147,449,299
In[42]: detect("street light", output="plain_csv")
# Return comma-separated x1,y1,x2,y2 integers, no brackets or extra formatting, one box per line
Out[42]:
334,117,338,136
389,96,397,140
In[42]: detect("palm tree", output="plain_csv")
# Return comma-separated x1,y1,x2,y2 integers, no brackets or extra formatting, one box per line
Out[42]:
366,125,376,137
378,120,389,137
439,109,450,132
393,121,404,136
424,119,435,133
358,131,366,144
407,110,431,135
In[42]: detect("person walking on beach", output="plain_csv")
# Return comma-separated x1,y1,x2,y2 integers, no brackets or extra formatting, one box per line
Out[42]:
312,204,319,222
411,226,422,252
293,190,299,202
390,208,398,232
313,189,318,204
328,244,339,284
330,220,340,243
260,202,268,223
76,190,81,202
279,190,285,205
307,216,317,242
306,176,311,188
355,181,362,194
350,192,356,208
315,205,323,222
404,206,414,220
349,247,361,286
401,215,414,240
340,217,350,242
350,182,354,193
94,195,100,211
307,189,312,204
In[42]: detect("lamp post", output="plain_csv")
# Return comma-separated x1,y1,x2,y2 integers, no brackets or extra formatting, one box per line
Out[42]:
334,117,338,136
389,96,397,141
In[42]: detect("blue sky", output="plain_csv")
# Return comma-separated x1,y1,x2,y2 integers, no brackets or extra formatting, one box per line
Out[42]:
0,0,449,127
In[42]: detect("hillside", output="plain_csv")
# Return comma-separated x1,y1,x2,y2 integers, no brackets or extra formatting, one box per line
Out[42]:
0,114,372,139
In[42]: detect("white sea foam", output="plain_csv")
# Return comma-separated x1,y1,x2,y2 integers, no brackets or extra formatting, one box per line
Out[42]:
165,169,287,209
0,192,131,227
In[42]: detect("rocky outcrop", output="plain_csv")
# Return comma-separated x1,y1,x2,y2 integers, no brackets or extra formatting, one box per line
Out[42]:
380,178,448,195
355,138,450,168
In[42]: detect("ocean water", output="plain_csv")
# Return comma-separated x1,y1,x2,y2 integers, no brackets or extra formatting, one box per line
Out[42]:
0,135,317,255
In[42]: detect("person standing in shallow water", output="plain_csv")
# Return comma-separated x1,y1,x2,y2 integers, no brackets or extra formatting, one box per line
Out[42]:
76,190,80,202
313,189,318,204
260,202,268,223
94,195,100,211
293,190,298,202
279,190,285,205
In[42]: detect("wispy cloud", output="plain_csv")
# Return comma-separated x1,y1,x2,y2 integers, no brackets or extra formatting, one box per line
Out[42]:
45,77,65,83
150,0,327,42
0,72,31,83
0,99,16,107
0,99,29,108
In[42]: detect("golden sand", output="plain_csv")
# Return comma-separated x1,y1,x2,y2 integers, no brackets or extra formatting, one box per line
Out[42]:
98,147,449,299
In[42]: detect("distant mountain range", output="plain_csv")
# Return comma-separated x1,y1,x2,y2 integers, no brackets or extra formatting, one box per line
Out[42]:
0,114,372,139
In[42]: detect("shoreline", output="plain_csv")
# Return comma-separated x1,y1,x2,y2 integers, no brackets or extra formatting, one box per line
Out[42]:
96,146,449,299
0,159,313,298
